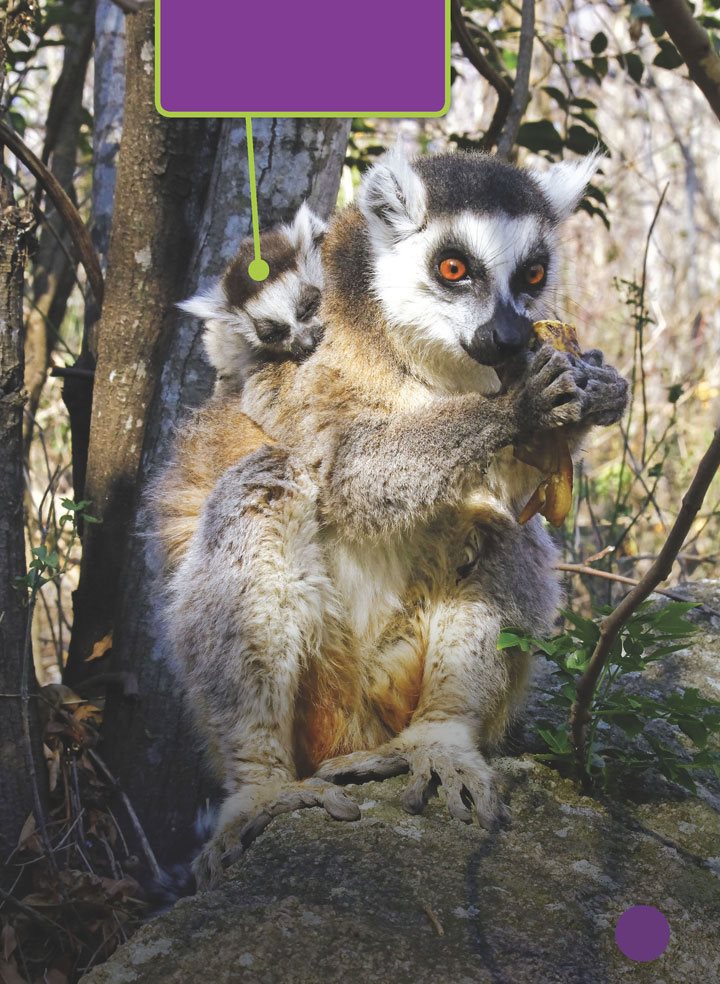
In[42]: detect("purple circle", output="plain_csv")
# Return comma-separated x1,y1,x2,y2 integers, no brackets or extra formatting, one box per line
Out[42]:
615,906,670,962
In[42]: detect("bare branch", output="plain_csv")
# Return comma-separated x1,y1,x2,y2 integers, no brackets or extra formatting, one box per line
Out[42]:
496,0,535,159
649,0,720,123
569,424,720,768
451,0,512,150
0,120,104,306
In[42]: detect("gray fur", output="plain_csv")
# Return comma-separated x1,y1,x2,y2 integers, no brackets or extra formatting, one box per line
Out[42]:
159,148,628,887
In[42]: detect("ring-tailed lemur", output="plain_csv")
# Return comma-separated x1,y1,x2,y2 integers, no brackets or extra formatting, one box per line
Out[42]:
161,148,628,887
146,204,327,577
179,203,326,396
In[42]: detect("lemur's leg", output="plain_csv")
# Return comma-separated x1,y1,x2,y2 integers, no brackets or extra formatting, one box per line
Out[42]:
166,446,358,887
317,522,559,827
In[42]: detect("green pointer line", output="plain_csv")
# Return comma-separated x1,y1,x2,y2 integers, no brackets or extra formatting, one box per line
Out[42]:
246,115,269,282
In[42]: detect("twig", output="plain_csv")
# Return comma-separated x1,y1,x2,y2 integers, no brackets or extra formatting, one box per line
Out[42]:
451,0,512,150
421,901,445,936
496,0,535,159
637,185,668,466
555,562,720,614
569,425,720,772
0,120,104,305
87,749,164,883
0,885,65,935
649,0,720,124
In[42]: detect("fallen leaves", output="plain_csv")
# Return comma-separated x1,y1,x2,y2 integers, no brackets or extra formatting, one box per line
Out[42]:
1,685,147,984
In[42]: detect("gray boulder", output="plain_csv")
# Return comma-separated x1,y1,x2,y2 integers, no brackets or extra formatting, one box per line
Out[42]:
82,583,720,984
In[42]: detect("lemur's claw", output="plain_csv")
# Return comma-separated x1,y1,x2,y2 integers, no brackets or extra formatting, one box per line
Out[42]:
192,778,360,891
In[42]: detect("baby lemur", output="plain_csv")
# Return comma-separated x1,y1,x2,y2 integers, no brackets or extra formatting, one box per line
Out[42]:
159,149,629,887
148,204,327,575
179,203,326,396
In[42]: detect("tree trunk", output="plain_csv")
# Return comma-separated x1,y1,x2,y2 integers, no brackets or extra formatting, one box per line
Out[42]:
0,8,38,851
99,116,351,860
66,7,219,683
61,0,127,508
23,0,93,443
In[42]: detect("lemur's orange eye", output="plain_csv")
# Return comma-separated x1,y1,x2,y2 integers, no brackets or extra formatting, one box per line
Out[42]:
438,257,468,282
526,263,546,287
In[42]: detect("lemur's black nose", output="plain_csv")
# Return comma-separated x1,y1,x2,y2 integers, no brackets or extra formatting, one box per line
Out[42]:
462,299,533,366
490,299,533,357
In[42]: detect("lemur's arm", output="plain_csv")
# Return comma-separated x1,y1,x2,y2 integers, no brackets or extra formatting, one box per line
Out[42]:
322,345,627,537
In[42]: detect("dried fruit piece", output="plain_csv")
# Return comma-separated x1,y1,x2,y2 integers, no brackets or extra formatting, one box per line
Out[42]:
516,321,579,527
532,319,581,356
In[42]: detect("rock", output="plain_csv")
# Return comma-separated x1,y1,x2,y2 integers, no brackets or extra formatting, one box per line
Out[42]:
82,584,720,984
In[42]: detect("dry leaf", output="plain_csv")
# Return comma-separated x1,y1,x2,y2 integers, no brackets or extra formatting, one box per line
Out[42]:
16,814,38,853
1,926,17,963
87,633,113,663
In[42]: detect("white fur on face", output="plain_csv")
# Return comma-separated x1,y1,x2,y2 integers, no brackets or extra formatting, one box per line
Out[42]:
178,203,326,383
370,211,558,393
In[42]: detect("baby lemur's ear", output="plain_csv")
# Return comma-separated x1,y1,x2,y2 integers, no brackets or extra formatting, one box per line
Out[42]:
531,151,602,223
286,203,327,257
358,143,427,243
177,282,227,322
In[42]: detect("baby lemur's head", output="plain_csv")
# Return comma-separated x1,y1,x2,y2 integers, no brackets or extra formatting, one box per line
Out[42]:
180,204,326,391
354,146,599,381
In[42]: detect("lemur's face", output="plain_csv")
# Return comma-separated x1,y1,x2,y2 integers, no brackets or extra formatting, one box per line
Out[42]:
359,149,599,376
180,204,326,371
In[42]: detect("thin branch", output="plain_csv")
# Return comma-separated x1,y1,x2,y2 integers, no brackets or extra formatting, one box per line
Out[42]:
451,0,512,150
87,749,164,884
556,562,720,613
0,120,104,305
497,0,535,159
569,424,720,769
649,0,720,124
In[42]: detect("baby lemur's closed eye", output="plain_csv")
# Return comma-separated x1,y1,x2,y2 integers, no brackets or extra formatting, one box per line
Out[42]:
179,203,327,395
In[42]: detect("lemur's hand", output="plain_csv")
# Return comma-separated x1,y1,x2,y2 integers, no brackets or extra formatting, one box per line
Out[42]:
576,350,629,426
510,343,589,431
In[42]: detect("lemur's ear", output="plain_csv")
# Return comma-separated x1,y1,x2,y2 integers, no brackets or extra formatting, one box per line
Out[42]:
286,203,327,255
177,283,227,321
532,151,602,222
358,143,427,242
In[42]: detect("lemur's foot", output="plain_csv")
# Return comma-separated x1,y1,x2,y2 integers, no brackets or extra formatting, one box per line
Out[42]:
316,731,502,829
193,778,360,890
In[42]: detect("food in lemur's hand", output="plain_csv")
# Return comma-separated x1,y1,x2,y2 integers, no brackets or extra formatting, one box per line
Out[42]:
516,320,581,527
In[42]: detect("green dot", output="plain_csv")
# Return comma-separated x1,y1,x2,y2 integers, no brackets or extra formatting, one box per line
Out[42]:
248,258,270,282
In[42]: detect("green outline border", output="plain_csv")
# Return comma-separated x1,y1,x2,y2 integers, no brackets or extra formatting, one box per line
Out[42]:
154,0,452,119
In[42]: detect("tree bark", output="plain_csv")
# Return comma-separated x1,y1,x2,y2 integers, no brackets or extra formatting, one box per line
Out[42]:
61,0,127,508
23,0,94,442
100,117,350,860
0,10,40,856
66,7,219,682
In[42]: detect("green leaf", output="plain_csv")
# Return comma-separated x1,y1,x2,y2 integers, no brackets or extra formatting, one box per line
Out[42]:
668,383,683,403
562,609,600,647
623,52,645,83
677,719,708,749
654,39,684,70
613,714,646,737
497,630,533,652
543,86,568,110
591,32,608,54
516,120,564,155
566,124,600,155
